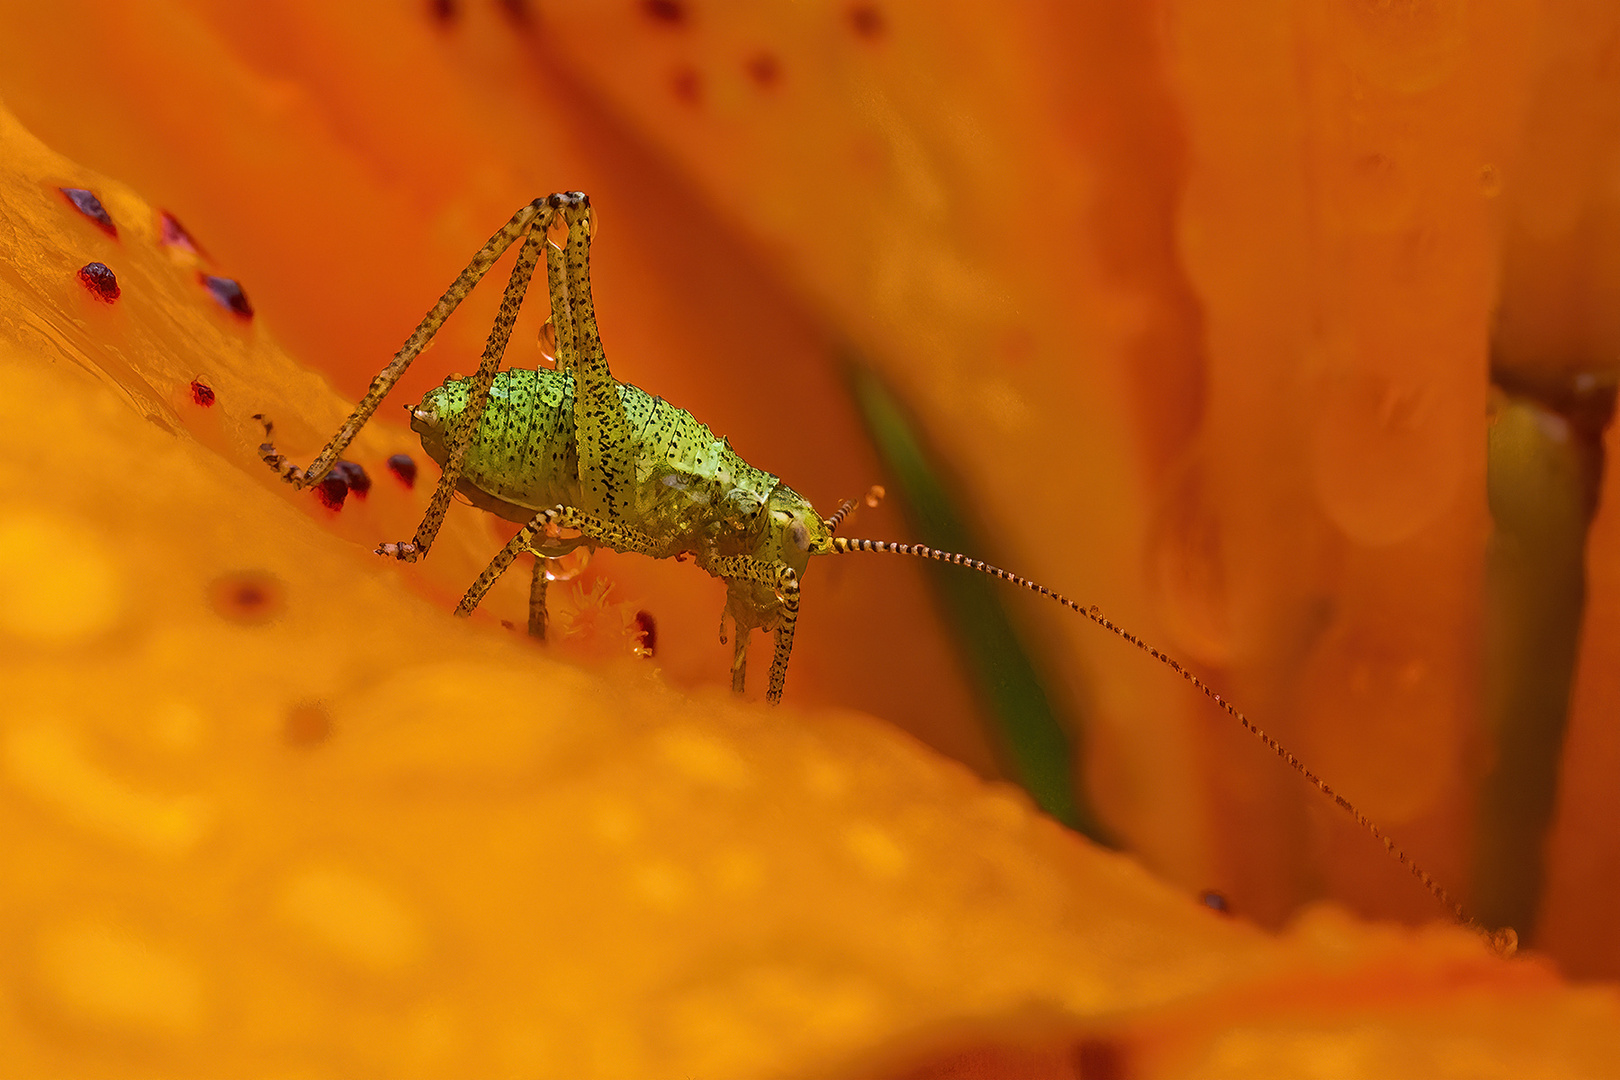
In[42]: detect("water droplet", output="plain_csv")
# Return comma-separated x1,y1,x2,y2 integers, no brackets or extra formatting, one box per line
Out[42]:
542,546,592,582
864,484,885,508
538,315,557,356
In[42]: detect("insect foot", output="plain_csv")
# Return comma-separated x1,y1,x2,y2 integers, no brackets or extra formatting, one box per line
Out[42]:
253,414,309,488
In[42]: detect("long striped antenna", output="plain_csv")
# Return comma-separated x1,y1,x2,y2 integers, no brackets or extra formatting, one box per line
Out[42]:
826,535,1513,952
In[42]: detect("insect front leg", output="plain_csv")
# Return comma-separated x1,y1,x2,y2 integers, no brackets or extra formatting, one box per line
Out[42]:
454,505,665,620
256,198,552,489
377,226,549,563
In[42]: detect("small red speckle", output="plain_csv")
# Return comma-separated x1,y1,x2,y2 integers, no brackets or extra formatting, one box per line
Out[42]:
190,379,216,407
330,460,371,499
314,475,349,511
158,211,204,256
284,701,332,747
641,0,686,24
633,610,657,658
60,188,117,236
745,52,781,88
208,569,285,625
427,0,457,21
847,2,885,38
671,66,702,104
1073,1038,1127,1080
77,262,120,303
386,453,418,488
497,0,529,24
200,274,254,318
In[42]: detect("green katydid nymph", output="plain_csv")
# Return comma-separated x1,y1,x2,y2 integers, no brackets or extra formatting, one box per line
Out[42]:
254,192,1504,944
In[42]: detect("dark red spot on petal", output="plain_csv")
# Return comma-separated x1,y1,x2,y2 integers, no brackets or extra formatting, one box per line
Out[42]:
497,0,529,25
671,66,702,104
208,570,286,625
314,475,349,511
329,460,371,499
386,453,418,488
745,52,781,88
847,2,885,39
427,0,457,22
60,188,116,237
633,610,657,658
641,0,686,24
1073,1038,1128,1080
200,274,254,318
189,379,216,407
284,701,332,747
77,262,120,303
158,211,204,256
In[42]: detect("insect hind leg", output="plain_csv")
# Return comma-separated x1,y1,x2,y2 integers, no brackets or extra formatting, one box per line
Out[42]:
254,198,552,491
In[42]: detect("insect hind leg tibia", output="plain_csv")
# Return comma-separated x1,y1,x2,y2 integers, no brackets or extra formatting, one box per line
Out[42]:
254,198,553,492
825,534,1485,934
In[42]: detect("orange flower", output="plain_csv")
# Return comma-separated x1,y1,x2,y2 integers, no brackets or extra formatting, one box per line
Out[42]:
0,2,1618,1075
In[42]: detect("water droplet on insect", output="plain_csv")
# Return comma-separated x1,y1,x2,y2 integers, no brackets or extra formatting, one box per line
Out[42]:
545,214,569,250
60,187,116,236
1479,163,1501,198
77,262,120,303
386,454,417,488
189,379,215,407
200,274,254,318
543,547,592,582
538,316,557,357
864,484,885,508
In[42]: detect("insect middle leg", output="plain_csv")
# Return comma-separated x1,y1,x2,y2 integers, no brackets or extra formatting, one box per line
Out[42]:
257,198,552,494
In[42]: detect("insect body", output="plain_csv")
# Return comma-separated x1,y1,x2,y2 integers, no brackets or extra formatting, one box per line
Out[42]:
409,364,830,695
255,192,1501,942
